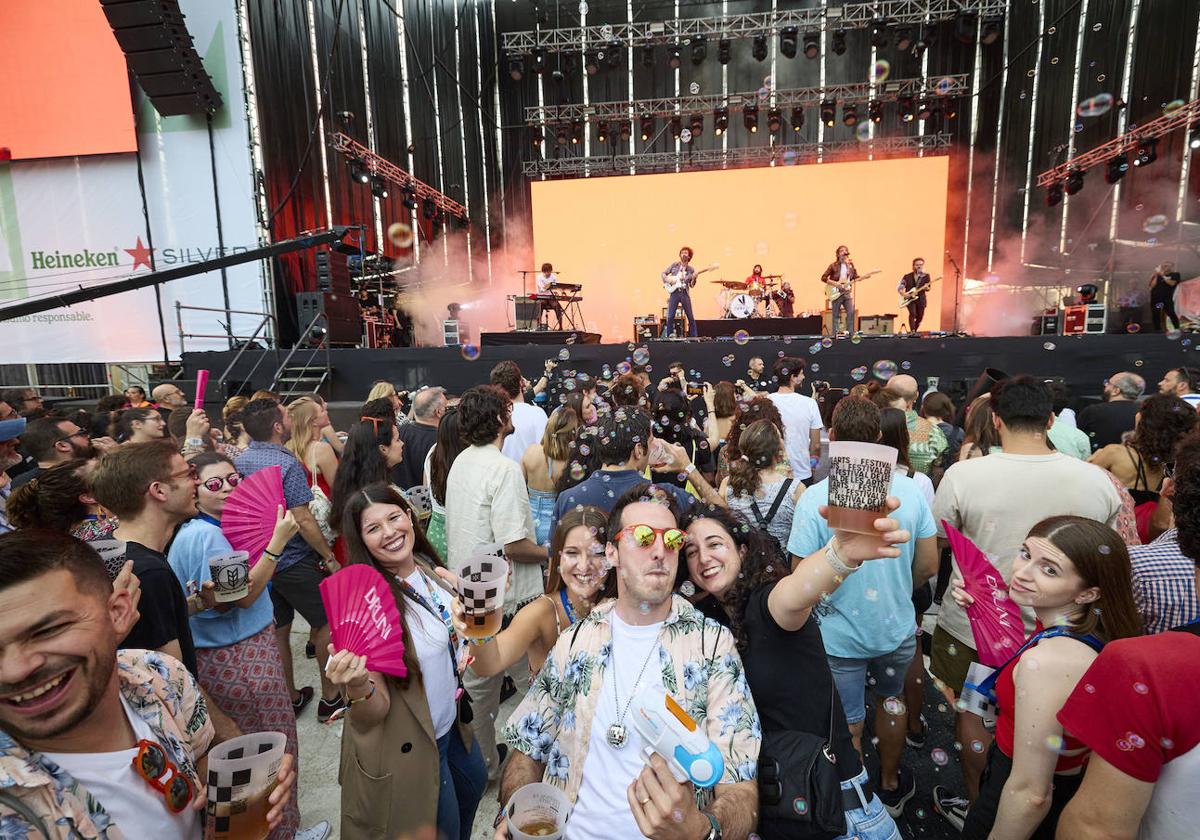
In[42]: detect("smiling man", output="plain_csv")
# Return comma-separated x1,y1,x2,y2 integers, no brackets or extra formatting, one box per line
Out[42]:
0,529,295,838
497,484,760,840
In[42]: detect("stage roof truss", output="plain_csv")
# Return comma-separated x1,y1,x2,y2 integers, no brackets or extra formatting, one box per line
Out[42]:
330,132,467,218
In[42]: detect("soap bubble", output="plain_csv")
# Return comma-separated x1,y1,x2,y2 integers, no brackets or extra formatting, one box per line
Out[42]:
872,59,891,82
680,128,693,143
460,343,481,361
821,337,834,349
935,76,955,95
931,748,949,766
632,347,650,365
559,348,570,360
856,122,872,142
689,81,700,95
872,360,899,380
1076,92,1114,118
882,697,906,715
1143,214,1169,234
1092,22,1102,31
850,333,862,345
734,329,750,345
1043,341,1056,350
1165,99,1186,113
792,797,809,816
851,366,868,382
570,462,585,480
1126,323,1142,334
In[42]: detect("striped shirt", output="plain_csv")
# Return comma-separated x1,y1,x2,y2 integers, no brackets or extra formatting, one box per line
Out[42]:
1129,528,1200,635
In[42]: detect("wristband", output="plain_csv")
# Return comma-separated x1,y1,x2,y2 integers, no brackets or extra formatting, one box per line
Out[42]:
184,437,204,448
346,679,376,705
262,549,281,562
824,537,860,577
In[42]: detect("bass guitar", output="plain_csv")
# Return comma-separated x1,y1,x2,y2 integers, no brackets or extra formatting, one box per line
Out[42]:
898,274,942,307
663,263,719,293
826,268,881,302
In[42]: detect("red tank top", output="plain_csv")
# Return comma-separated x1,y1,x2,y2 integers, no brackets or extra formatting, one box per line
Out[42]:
994,639,1092,772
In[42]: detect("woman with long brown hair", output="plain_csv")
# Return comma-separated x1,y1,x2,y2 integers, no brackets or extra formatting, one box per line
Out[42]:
704,380,739,451
521,406,579,546
959,394,1000,461
718,419,804,547
944,516,1143,839
325,482,485,840
425,406,465,558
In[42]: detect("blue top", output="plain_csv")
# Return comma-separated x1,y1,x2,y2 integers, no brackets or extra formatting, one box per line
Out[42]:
786,472,937,659
234,441,314,572
166,515,274,648
551,469,693,534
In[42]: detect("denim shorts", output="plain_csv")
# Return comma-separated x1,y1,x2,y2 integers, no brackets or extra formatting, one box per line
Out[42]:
826,634,918,725
834,768,902,840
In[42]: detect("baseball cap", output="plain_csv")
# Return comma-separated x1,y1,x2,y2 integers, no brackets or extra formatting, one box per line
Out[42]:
0,417,26,442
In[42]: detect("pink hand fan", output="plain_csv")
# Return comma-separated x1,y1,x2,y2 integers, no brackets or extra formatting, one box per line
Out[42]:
320,565,407,677
221,466,285,567
942,520,1026,667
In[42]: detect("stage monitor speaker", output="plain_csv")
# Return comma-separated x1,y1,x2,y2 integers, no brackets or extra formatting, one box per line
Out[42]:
99,0,222,116
858,314,896,335
315,249,351,294
295,291,359,346
513,296,539,330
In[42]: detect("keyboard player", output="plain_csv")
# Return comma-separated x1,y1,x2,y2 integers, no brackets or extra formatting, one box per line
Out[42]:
536,261,565,329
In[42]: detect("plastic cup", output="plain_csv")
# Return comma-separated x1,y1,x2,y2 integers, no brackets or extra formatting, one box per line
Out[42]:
507,782,571,840
208,551,251,603
205,732,286,840
456,552,509,639
826,441,898,534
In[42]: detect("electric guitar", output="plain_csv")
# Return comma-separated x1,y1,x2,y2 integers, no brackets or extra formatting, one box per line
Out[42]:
898,274,942,306
825,268,881,302
663,263,719,293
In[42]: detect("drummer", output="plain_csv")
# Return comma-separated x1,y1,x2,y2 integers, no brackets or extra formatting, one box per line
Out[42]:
745,264,767,297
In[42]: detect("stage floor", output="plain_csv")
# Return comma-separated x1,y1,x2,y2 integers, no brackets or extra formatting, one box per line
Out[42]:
184,332,1194,410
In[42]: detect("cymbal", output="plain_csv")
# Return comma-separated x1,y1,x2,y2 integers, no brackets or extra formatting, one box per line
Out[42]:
714,279,748,289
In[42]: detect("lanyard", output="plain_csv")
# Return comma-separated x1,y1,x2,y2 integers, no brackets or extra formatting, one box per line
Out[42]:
976,627,1104,702
559,587,578,625
396,570,462,675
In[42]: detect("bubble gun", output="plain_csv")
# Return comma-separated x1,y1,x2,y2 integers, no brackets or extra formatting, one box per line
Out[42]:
631,684,725,788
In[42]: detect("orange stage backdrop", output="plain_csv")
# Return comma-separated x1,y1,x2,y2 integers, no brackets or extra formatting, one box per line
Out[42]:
530,155,950,342
0,0,136,160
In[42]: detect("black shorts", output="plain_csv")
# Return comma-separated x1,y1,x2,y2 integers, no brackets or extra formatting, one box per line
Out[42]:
270,559,329,630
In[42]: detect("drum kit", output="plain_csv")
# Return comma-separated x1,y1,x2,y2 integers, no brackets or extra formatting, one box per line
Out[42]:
713,274,785,318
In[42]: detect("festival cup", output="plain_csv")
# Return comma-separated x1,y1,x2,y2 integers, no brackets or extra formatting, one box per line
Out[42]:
826,441,898,534
456,551,509,639
208,551,251,603
205,732,286,840
506,782,572,840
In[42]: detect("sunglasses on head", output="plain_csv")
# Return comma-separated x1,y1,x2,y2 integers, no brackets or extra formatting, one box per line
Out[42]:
131,739,194,813
201,471,241,493
615,524,688,551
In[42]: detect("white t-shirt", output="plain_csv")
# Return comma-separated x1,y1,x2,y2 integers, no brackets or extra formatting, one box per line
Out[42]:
894,465,935,509
445,444,541,610
568,612,665,840
838,262,849,282
933,452,1122,646
1181,393,1200,409
502,402,549,463
768,392,824,480
402,568,458,737
43,698,201,840
536,272,559,292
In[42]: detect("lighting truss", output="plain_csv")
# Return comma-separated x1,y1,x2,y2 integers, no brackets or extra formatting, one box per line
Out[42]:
501,2,1006,54
1035,97,1200,188
330,132,467,218
522,133,953,178
525,74,968,124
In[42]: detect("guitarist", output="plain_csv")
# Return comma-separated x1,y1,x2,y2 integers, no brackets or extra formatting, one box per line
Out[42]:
820,245,857,335
660,246,699,337
899,256,931,332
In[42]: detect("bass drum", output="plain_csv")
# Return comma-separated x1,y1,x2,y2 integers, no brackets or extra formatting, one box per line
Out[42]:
729,293,756,318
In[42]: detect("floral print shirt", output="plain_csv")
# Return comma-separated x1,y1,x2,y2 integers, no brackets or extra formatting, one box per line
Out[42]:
0,650,213,839
501,595,761,806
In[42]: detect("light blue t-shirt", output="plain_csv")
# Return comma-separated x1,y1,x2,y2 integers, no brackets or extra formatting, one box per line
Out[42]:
786,472,937,659
167,516,273,649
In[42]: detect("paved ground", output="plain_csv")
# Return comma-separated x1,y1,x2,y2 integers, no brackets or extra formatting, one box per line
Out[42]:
291,615,966,839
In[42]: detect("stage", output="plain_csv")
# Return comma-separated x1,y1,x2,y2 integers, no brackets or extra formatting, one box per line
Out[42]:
183,332,1193,412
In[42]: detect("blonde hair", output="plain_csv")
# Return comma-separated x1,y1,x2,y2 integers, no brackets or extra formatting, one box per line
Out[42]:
366,381,397,403
542,407,581,462
285,397,322,467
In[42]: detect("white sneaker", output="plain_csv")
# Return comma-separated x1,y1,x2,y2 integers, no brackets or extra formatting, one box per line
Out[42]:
295,821,331,840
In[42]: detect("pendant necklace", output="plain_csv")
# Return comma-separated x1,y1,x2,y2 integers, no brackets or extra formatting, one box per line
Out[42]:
606,627,661,749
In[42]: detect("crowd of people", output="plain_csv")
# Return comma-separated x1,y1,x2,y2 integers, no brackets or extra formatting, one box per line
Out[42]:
0,357,1197,840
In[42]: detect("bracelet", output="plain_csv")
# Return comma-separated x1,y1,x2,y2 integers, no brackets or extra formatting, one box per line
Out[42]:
468,634,496,646
346,679,376,705
262,549,281,562
824,538,860,577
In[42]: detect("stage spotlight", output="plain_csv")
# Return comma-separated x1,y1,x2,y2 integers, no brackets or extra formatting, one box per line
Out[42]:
531,127,543,147
619,120,631,141
689,114,704,137
820,98,836,127
668,43,683,69
1134,137,1158,167
917,100,933,121
898,95,915,122
914,26,934,56
718,38,731,64
767,108,782,133
641,43,655,67
895,25,914,51
606,40,622,69
1065,168,1085,196
780,27,798,59
943,99,959,120
507,54,524,80
670,116,682,139
640,114,655,141
401,189,417,210
584,50,600,75
842,103,858,126
349,159,370,184
744,104,759,133
1189,120,1200,149
714,107,729,135
790,106,804,132
370,176,388,199
555,124,569,145
803,31,820,59
691,34,706,65
1105,152,1128,183
1045,182,1064,207
831,28,847,56
422,198,438,219
533,47,549,75
868,100,883,123
752,33,768,62
981,17,1003,45
956,11,978,44
596,120,609,143
870,17,889,48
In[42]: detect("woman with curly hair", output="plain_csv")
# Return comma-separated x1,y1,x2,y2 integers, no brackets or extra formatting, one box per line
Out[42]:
680,501,909,840
718,419,804,547
521,406,579,545
715,395,785,484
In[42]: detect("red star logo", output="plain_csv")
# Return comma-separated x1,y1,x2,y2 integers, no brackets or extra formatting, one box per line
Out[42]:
124,236,153,271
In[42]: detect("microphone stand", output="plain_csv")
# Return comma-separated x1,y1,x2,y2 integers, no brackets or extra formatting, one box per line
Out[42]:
947,251,963,334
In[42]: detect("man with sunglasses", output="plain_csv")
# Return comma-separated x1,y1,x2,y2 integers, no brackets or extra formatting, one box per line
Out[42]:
0,529,297,838
498,484,760,840
8,416,109,491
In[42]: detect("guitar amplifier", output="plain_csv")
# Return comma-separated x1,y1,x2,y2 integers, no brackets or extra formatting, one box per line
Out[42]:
659,308,687,336
296,291,359,345
633,315,658,340
858,314,896,335
513,295,539,329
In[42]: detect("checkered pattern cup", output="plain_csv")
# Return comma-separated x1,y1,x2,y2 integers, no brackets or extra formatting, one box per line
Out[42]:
206,731,285,840
456,551,509,640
